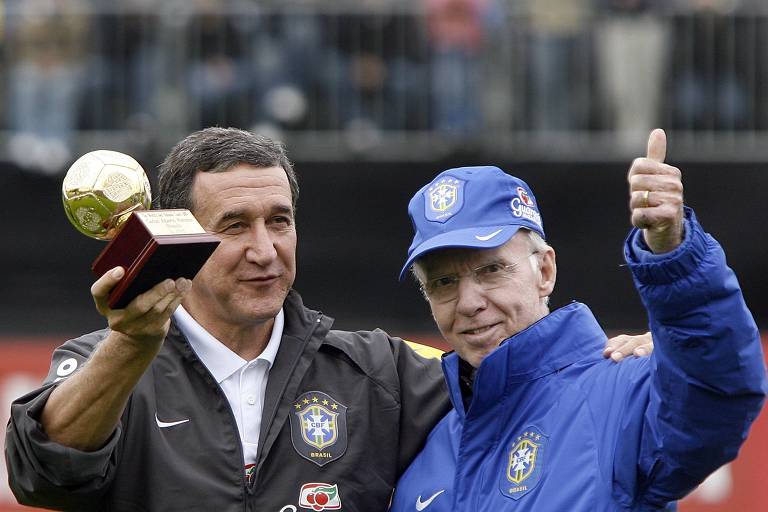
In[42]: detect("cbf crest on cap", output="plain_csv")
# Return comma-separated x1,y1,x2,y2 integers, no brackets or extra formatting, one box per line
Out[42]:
400,166,545,280
425,176,465,222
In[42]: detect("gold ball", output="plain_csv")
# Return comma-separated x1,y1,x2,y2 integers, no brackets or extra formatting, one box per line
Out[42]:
62,150,152,240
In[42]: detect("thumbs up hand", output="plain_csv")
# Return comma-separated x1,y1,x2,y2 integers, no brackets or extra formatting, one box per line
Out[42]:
628,129,685,253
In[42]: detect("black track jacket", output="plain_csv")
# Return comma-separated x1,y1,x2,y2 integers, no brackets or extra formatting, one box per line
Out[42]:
5,291,450,511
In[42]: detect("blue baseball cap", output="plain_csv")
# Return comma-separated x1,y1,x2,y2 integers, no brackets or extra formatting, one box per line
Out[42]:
400,166,545,280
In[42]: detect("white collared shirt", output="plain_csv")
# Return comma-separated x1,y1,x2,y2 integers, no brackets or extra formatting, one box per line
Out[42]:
173,305,284,469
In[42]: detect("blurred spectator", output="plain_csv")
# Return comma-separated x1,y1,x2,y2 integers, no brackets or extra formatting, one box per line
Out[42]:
245,11,321,133
322,2,427,138
425,0,490,133
0,2,6,130
669,0,749,130
184,0,251,128
594,0,668,149
525,0,592,133
475,1,521,133
4,0,90,174
81,0,162,132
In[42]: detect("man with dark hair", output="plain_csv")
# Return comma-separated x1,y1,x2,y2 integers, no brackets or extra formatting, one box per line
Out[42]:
5,127,652,511
157,127,299,212
7,127,450,511
389,130,767,511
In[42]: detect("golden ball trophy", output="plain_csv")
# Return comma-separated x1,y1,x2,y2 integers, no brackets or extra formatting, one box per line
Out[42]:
62,150,219,309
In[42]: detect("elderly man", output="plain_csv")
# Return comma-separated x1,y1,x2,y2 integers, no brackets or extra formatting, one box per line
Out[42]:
390,130,766,511
6,128,651,511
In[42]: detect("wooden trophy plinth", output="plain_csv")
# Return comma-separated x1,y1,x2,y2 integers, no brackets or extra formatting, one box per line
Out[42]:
92,209,220,309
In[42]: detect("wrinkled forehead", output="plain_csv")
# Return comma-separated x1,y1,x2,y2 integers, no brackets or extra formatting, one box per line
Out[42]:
191,165,291,206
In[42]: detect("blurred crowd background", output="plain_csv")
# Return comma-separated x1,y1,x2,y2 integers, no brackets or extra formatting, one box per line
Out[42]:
1,0,768,172
1,0,766,348
0,0,766,354
0,2,767,510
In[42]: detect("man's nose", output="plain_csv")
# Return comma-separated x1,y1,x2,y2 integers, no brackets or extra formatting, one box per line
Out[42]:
454,276,487,316
244,223,278,266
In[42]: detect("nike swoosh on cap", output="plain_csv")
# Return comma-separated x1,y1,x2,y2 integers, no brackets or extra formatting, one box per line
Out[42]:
155,413,190,429
415,489,445,511
474,229,503,241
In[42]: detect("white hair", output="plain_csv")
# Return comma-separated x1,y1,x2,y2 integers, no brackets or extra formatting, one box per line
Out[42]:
523,230,552,307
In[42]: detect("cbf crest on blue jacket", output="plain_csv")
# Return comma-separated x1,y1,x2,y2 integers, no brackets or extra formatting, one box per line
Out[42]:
391,211,767,512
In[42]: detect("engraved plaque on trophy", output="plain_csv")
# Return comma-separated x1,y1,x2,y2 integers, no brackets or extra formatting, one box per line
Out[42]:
63,150,220,309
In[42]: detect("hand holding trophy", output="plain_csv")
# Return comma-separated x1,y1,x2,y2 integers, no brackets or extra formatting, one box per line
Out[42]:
62,150,219,309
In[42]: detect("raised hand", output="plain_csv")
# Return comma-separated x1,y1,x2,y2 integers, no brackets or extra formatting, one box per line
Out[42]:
40,270,193,450
92,266,192,347
627,129,685,253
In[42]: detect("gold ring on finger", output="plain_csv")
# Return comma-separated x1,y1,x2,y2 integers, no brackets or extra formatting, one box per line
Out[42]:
642,190,650,208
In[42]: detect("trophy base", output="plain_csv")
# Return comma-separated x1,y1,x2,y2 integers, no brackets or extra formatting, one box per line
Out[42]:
91,210,220,309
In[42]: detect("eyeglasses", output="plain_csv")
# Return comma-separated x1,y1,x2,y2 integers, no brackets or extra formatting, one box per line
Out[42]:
422,251,539,304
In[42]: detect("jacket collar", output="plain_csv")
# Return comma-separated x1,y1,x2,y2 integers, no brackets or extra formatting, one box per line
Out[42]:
441,302,605,418
173,306,284,383
281,289,333,339
168,289,330,349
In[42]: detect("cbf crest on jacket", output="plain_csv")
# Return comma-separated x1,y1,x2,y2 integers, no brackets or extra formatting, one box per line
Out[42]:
391,211,767,512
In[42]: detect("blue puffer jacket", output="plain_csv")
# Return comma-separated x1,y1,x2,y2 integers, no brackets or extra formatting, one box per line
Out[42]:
391,210,767,512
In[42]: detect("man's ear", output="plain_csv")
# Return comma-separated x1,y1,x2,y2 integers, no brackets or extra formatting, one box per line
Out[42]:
537,247,556,298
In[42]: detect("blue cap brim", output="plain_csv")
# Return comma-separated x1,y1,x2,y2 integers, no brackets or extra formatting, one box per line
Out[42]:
398,225,524,281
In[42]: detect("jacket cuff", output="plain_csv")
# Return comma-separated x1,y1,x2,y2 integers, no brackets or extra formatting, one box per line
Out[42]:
624,207,708,285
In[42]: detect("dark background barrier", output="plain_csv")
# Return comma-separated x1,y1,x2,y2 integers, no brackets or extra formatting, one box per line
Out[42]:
2,157,765,339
